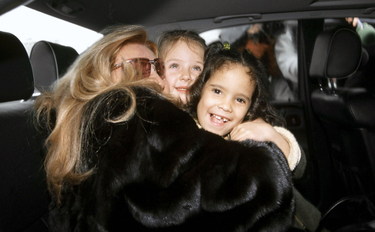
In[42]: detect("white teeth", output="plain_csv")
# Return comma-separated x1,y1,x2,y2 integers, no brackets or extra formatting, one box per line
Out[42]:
213,114,221,120
212,114,228,122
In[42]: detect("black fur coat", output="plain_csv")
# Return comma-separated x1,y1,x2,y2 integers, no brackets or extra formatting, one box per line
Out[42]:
49,87,294,232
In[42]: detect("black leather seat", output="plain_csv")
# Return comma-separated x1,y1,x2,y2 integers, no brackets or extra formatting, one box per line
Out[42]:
30,40,78,92
309,27,375,198
0,31,50,232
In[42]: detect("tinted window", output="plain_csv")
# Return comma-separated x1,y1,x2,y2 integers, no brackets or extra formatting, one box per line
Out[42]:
200,20,298,102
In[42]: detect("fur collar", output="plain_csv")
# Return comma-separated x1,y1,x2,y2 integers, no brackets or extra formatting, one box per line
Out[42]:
49,87,294,231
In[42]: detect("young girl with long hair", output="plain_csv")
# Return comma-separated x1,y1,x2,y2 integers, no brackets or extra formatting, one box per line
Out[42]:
187,42,300,168
187,42,321,231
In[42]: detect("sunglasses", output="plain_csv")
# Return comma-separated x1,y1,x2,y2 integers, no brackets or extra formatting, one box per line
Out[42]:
112,58,165,79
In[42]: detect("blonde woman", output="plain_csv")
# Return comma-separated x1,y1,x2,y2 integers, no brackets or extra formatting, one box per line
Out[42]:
35,25,294,231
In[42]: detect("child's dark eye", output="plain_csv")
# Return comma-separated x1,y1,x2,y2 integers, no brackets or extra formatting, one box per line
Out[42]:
213,88,221,94
236,98,246,103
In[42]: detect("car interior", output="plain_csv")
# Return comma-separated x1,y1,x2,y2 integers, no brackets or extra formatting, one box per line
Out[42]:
30,40,79,93
1,0,375,231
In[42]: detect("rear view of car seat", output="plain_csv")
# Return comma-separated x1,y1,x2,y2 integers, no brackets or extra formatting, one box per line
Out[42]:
30,40,78,92
0,31,50,232
309,27,375,198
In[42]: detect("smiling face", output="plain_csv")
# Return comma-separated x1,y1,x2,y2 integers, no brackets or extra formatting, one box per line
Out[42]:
197,63,255,136
163,40,204,103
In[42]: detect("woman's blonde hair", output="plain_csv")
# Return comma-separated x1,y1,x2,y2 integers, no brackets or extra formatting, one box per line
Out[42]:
35,25,160,203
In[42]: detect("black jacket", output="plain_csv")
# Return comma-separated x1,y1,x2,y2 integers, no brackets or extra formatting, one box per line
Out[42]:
48,87,294,232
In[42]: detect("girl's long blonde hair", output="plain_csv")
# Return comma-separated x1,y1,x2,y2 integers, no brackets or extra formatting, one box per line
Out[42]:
34,25,160,203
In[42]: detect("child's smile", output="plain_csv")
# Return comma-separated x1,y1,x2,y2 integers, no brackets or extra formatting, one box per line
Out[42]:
210,113,230,124
163,40,204,104
197,64,255,136
175,86,190,94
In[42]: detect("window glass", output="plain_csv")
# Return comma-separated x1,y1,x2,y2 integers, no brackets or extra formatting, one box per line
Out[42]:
0,6,103,55
200,20,298,102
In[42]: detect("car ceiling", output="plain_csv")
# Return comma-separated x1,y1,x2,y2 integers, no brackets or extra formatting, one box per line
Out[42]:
3,0,375,39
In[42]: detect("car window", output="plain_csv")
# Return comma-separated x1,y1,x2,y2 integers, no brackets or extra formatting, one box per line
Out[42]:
0,6,103,55
200,20,298,102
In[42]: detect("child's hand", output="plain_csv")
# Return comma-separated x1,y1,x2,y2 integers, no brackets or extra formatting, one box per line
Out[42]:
230,118,290,158
230,118,273,141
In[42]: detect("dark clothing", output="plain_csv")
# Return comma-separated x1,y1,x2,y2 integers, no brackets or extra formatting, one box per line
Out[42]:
47,87,295,231
291,147,323,232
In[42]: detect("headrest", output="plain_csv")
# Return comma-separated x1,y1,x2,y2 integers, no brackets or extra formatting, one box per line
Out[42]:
30,41,78,92
309,28,362,80
0,31,34,102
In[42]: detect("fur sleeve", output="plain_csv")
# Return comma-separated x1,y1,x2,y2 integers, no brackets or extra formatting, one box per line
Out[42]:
50,87,294,232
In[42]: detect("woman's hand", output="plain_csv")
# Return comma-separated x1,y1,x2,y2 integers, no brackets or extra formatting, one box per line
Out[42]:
230,118,290,159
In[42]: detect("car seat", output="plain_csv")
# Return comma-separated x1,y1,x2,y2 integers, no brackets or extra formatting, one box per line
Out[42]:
30,40,78,92
0,31,50,232
309,27,375,198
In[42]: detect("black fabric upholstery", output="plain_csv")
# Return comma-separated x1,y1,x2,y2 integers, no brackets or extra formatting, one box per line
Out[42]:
311,88,375,130
309,28,362,80
30,41,78,92
309,27,375,198
0,31,50,231
0,31,34,102
0,101,50,232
